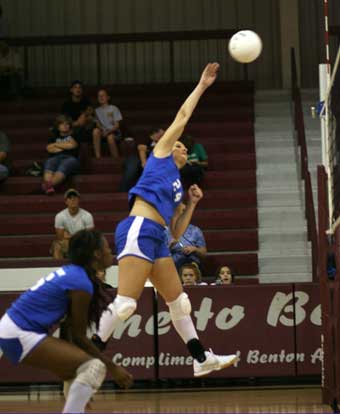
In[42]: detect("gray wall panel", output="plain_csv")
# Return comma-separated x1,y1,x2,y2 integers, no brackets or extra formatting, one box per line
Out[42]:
2,0,283,87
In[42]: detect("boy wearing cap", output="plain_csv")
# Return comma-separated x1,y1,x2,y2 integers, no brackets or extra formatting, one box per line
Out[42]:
50,189,95,259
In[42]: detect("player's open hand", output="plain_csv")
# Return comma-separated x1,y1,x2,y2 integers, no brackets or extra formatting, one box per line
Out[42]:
110,365,133,389
199,63,220,89
188,184,203,205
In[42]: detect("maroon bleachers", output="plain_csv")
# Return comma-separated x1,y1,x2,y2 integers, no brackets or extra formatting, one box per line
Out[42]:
0,81,258,278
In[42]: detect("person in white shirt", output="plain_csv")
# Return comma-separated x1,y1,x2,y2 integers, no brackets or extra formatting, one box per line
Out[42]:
94,88,123,160
50,188,95,259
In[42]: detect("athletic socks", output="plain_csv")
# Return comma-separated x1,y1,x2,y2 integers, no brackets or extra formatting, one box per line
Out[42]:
187,338,207,363
62,380,93,413
91,333,107,351
170,314,207,363
171,315,198,343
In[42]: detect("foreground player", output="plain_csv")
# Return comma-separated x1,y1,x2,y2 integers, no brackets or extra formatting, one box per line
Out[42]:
0,230,132,414
95,63,238,377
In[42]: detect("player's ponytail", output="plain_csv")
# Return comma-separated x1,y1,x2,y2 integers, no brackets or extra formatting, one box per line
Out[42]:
68,229,113,327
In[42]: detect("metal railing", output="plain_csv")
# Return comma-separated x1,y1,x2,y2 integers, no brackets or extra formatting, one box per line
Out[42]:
291,47,318,281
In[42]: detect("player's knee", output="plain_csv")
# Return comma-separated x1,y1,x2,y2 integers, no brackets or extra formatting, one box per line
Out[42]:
75,359,106,391
167,292,192,321
113,295,137,321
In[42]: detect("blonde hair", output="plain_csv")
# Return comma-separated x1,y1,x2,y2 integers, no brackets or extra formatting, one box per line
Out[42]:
180,262,202,283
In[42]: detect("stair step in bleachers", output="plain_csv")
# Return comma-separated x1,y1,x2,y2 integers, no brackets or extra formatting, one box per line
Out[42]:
0,190,257,214
0,208,258,235
0,230,258,258
12,153,256,176
0,171,256,195
0,252,258,276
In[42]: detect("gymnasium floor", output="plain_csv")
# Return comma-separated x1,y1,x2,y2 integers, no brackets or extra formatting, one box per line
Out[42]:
0,386,332,413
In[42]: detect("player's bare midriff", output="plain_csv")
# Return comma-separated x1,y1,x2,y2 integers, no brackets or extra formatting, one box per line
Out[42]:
129,196,166,227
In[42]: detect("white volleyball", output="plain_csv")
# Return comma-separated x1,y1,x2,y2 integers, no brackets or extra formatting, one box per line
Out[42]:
228,30,262,63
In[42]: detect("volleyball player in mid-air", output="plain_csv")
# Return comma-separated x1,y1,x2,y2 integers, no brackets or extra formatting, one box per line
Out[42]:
94,63,238,377
0,230,132,414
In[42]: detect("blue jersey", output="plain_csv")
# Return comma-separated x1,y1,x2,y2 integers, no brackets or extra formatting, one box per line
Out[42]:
7,265,93,334
129,153,183,225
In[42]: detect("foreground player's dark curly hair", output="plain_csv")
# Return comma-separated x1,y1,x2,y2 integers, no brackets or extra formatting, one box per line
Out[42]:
68,229,113,327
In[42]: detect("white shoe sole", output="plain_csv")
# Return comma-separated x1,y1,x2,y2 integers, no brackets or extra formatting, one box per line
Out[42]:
194,355,239,377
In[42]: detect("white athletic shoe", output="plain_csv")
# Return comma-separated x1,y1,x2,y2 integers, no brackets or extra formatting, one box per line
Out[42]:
193,349,238,377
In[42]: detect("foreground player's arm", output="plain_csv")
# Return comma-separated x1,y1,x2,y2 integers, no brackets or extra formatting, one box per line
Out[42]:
69,290,133,389
153,63,219,158
170,185,203,240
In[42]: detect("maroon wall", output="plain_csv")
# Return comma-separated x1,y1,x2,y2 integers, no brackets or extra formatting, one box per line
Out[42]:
0,284,320,383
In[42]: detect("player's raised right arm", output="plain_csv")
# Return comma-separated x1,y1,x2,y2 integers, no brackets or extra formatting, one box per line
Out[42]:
153,62,219,158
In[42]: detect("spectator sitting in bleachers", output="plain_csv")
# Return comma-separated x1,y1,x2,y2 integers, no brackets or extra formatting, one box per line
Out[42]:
119,127,164,192
94,88,123,160
166,202,207,272
0,129,10,182
61,80,98,145
180,134,208,188
0,41,23,99
42,115,80,195
50,188,94,259
137,127,164,168
214,265,234,285
180,263,207,286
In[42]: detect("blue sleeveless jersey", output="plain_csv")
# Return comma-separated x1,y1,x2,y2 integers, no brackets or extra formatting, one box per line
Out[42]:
7,265,93,334
129,153,183,225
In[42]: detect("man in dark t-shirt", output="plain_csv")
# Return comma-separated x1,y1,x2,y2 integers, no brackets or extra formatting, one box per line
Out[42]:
62,83,91,122
61,80,98,144
119,127,164,192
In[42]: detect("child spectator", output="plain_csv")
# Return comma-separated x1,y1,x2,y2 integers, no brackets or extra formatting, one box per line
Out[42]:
215,266,234,285
42,115,80,195
50,189,94,259
180,134,208,187
180,263,207,286
0,129,10,182
94,88,123,160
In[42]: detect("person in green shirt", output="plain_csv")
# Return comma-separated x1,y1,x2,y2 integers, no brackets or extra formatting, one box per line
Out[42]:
180,134,208,187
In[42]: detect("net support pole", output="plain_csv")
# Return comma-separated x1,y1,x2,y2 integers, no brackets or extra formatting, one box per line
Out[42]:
319,64,333,226
320,64,329,168
321,0,333,226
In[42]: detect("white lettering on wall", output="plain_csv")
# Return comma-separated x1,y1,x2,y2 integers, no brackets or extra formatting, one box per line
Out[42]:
194,297,214,331
112,315,142,339
247,349,305,364
311,347,322,364
310,304,321,326
215,305,245,330
267,292,309,327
